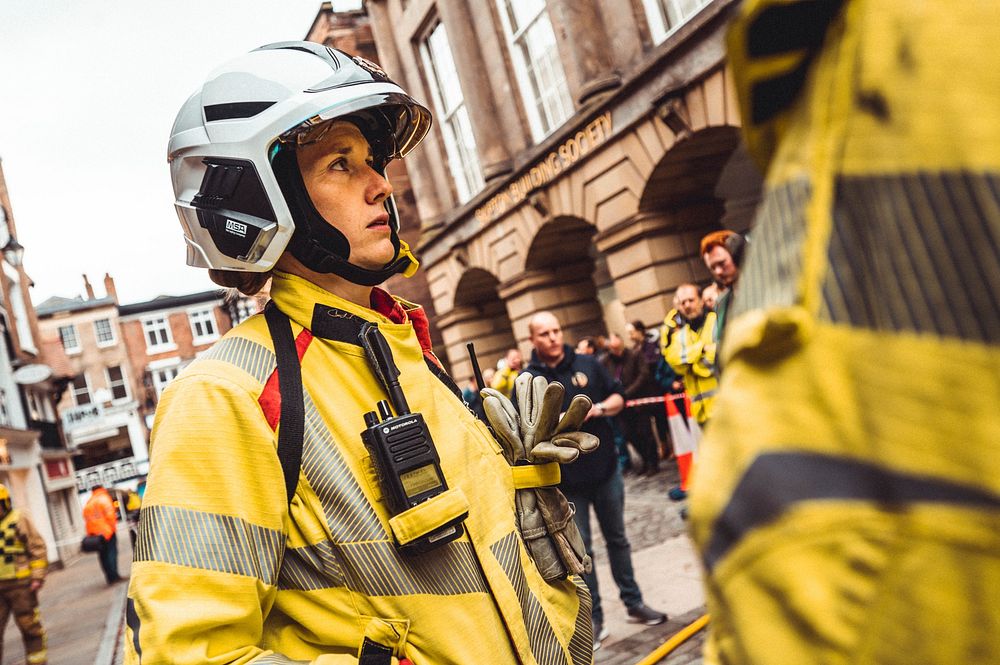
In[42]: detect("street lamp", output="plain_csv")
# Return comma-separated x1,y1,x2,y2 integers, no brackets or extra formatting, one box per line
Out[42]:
2,236,24,268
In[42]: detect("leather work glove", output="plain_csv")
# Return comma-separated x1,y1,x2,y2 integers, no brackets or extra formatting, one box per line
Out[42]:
482,372,599,580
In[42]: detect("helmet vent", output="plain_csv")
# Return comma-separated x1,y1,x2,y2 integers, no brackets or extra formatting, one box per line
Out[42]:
204,101,276,122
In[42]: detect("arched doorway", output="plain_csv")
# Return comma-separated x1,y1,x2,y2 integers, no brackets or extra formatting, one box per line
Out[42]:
440,267,517,384
500,216,608,349
640,125,761,234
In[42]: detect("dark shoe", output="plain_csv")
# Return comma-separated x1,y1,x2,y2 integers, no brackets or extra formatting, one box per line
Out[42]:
627,603,667,626
668,486,687,501
592,618,609,651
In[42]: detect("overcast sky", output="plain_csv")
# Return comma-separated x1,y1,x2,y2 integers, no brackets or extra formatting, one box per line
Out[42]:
0,0,362,306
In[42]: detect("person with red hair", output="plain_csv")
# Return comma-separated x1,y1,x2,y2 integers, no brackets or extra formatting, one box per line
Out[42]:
699,229,746,342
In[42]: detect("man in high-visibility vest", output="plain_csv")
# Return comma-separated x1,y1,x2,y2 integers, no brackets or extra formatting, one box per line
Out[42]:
83,486,121,584
0,483,48,665
664,284,718,425
490,347,524,398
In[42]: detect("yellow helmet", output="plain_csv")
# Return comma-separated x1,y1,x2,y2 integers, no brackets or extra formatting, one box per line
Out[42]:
0,484,10,513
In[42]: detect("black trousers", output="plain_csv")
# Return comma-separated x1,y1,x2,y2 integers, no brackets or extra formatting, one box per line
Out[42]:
619,409,659,472
99,533,120,584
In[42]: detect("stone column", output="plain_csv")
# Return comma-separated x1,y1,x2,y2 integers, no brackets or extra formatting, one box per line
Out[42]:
595,0,646,74
437,304,517,385
466,0,531,162
437,0,515,182
595,209,718,327
545,0,622,106
499,263,607,354
367,0,448,229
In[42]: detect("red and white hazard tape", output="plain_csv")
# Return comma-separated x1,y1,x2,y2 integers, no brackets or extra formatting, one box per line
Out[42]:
624,393,687,408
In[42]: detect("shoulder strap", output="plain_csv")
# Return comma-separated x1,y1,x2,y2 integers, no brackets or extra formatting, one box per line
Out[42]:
264,302,305,506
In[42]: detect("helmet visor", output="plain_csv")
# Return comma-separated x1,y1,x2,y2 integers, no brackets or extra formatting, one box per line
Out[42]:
277,92,431,161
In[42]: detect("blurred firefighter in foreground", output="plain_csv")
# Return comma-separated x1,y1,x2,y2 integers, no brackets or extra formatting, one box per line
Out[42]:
690,1,1000,663
0,484,48,665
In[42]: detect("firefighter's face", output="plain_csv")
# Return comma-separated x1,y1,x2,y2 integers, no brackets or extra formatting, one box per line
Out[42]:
296,121,396,269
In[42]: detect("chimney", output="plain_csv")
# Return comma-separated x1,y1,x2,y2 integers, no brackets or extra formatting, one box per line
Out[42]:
83,274,95,300
104,273,118,304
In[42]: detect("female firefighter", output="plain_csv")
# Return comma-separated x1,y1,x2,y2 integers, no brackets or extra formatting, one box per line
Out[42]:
125,43,595,665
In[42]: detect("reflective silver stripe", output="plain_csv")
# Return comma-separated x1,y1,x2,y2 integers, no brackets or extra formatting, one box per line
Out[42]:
731,178,810,320
135,505,283,585
301,392,385,542
279,537,487,596
567,576,593,665
821,173,1000,343
251,655,309,664
278,540,346,591
491,532,568,665
690,389,717,403
339,540,488,597
201,336,276,383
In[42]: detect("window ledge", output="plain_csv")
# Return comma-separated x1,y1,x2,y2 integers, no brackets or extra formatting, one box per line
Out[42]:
146,343,177,355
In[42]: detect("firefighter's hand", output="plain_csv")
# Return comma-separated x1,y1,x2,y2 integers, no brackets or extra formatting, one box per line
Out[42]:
30,579,43,593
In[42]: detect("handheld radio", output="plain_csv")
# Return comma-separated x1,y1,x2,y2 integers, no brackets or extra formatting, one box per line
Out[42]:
359,323,465,553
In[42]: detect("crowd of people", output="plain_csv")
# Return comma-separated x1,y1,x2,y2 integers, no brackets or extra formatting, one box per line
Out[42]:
464,227,746,651
478,228,745,494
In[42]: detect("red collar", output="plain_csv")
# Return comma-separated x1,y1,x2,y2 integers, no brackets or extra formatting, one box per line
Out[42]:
369,287,435,359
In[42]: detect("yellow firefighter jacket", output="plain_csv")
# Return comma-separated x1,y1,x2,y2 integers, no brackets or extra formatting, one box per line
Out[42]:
126,271,592,665
0,509,47,584
664,312,718,424
690,1,1000,663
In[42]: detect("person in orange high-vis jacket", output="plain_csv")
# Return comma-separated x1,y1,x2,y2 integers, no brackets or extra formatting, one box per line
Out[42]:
83,486,121,584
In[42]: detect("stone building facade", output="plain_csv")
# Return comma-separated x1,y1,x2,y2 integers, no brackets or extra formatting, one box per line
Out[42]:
363,0,762,381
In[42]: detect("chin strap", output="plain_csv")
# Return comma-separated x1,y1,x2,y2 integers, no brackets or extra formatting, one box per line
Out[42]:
290,235,418,286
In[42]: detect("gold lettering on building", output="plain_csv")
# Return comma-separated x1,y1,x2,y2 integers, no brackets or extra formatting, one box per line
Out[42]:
475,111,612,224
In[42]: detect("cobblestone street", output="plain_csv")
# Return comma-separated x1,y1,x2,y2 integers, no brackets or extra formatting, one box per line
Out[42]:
592,461,707,665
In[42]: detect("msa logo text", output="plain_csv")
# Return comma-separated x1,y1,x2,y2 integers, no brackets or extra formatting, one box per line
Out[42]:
225,219,248,238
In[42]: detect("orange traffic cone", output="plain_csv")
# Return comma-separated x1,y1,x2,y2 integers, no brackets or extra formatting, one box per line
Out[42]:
665,393,702,492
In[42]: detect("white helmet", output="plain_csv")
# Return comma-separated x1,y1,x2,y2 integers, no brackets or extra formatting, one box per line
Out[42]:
168,42,431,285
